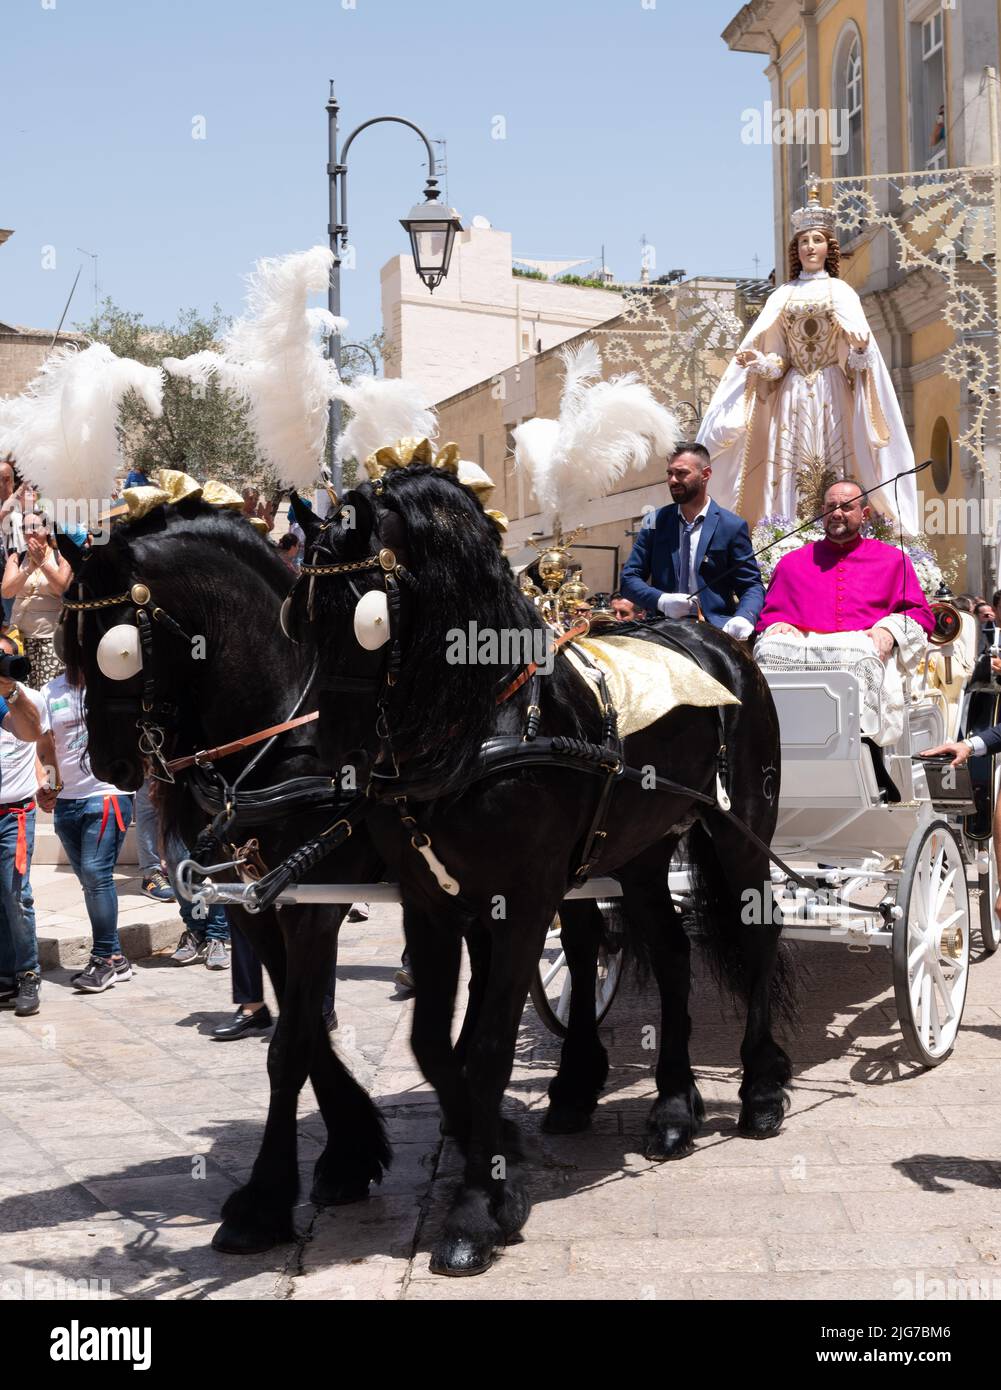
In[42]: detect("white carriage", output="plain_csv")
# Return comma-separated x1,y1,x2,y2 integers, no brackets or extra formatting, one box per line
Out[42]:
532,608,1000,1065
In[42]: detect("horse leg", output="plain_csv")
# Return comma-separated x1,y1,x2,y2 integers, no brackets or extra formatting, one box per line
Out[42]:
542,899,609,1134
453,928,490,1070
405,904,471,1144
212,908,335,1253
620,859,704,1160
305,907,390,1205
308,1001,391,1205
736,907,791,1138
430,904,546,1277
691,820,792,1138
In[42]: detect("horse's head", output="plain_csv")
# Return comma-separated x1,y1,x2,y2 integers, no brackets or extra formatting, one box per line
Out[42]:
60,511,183,790
289,464,531,785
61,502,295,793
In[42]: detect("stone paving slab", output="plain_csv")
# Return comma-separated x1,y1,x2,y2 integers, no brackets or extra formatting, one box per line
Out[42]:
1,903,1000,1300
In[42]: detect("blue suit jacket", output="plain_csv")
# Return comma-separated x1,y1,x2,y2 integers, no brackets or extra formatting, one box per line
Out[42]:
620,498,765,629
976,724,1001,755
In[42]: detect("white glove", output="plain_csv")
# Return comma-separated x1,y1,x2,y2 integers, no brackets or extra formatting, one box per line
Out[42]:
723,615,754,641
658,592,694,619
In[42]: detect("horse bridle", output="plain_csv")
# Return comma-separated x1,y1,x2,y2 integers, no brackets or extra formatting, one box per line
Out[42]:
297,485,417,696
63,578,197,781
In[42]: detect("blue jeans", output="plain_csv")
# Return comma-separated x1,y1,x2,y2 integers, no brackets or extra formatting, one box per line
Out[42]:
164,833,229,942
0,805,37,978
134,779,160,878
54,795,133,959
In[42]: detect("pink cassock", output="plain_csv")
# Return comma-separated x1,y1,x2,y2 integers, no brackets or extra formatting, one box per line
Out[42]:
756,535,936,636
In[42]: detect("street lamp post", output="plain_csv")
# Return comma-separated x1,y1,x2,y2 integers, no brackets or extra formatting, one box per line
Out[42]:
325,81,462,497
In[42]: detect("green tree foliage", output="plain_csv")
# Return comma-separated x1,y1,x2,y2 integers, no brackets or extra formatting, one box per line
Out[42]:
79,299,264,491
81,300,390,498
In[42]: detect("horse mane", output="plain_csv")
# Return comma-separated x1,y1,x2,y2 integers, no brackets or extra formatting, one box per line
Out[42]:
365,466,593,787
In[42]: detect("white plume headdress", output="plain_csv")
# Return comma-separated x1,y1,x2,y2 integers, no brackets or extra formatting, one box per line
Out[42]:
1,342,164,514
513,339,679,524
332,377,437,471
164,245,344,492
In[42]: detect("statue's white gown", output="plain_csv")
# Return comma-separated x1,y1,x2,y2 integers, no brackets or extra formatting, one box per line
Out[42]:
697,270,919,534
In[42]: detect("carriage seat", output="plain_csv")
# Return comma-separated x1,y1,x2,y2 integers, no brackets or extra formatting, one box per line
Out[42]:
762,670,882,809
763,668,948,808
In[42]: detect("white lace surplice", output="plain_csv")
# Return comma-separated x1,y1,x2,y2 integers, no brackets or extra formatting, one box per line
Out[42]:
755,614,927,748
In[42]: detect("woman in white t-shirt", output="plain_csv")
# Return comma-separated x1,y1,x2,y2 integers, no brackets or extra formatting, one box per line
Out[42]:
37,672,134,993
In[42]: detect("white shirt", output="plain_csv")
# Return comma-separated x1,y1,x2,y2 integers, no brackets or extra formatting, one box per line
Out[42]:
0,686,48,804
679,497,712,596
40,674,128,800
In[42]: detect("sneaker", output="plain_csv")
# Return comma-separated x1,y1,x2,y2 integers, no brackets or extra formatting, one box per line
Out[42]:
13,971,40,1016
205,940,230,971
142,869,176,903
171,931,207,965
346,903,369,922
111,956,133,983
71,956,118,994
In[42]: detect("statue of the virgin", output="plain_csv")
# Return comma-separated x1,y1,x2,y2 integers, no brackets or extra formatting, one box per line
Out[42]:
696,184,919,534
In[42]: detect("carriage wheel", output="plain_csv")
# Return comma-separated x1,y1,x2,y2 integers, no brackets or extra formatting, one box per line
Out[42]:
893,820,971,1067
529,906,623,1038
977,762,1000,955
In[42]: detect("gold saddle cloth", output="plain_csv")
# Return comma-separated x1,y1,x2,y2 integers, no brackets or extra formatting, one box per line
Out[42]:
564,632,740,737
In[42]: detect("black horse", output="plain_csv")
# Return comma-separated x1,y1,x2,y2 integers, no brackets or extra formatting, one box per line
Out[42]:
59,503,390,1255
289,464,791,1276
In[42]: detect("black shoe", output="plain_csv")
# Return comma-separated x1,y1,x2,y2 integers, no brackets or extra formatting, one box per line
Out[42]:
71,956,118,993
394,967,415,998
13,971,41,1017
212,1006,273,1040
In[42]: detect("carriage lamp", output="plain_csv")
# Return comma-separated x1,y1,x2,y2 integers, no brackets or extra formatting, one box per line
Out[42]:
400,188,463,293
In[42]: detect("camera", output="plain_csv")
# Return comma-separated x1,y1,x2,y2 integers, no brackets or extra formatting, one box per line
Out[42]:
0,653,30,681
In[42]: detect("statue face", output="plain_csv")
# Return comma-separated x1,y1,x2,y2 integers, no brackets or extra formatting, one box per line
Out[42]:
823,484,868,543
797,230,829,271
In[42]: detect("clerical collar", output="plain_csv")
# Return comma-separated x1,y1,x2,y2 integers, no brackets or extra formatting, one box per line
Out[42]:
798,269,829,282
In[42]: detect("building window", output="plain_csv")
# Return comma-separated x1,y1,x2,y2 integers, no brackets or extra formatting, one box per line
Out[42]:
834,33,864,179
930,417,952,494
912,11,946,170
790,139,810,217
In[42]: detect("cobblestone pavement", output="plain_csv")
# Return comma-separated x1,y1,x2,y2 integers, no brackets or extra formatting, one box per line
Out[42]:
1,901,1000,1301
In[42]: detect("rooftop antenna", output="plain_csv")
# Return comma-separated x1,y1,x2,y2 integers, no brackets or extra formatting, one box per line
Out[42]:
752,253,761,278
77,247,99,314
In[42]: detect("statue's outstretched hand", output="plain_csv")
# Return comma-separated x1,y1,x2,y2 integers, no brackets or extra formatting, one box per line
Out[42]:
847,331,870,353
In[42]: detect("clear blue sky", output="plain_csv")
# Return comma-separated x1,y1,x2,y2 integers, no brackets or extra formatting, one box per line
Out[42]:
2,0,773,345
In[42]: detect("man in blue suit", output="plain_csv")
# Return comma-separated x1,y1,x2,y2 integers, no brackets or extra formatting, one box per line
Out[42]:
620,442,764,638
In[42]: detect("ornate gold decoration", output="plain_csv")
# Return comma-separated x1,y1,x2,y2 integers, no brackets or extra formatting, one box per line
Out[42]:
103,468,270,535
361,436,503,528
819,165,998,500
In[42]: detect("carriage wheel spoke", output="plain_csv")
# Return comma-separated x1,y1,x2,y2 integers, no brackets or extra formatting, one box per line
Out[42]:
541,953,567,989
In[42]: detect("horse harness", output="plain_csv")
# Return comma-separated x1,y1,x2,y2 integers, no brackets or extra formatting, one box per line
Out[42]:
65,537,817,915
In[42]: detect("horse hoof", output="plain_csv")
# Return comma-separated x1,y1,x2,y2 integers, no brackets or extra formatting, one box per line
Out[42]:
541,1104,592,1135
429,1236,495,1277
737,1101,785,1139
310,1177,371,1207
211,1219,293,1255
643,1127,696,1162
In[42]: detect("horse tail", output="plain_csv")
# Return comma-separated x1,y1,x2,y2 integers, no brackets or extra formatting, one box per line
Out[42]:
686,818,797,1025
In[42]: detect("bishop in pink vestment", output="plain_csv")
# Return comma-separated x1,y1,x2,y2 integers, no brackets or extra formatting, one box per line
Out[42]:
756,534,935,636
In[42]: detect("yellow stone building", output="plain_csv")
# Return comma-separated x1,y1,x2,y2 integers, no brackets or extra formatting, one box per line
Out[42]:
724,0,1001,591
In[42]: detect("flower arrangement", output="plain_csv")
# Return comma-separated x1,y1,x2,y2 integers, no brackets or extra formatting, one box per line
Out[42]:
750,513,955,596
